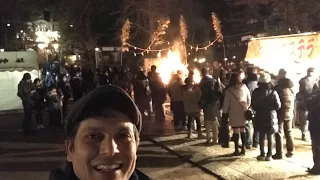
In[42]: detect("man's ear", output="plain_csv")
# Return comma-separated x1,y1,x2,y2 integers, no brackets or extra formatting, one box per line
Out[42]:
65,140,74,162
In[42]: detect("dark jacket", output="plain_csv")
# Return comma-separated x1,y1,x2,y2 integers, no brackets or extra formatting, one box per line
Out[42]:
133,78,151,100
274,78,295,121
252,84,281,133
31,86,46,111
305,91,320,135
243,74,258,95
199,75,218,105
17,80,34,108
297,76,319,110
49,161,148,180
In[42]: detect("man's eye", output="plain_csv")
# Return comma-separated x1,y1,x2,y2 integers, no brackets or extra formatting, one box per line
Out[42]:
87,134,103,141
116,133,132,140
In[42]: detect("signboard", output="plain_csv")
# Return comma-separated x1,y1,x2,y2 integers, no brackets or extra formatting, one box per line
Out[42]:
0,51,38,71
246,33,320,76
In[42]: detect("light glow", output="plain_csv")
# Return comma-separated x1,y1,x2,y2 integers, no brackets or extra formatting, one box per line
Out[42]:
37,43,46,50
157,50,201,84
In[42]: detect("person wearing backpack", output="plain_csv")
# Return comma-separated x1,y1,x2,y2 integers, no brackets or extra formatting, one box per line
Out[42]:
252,72,281,161
199,68,220,144
17,73,34,135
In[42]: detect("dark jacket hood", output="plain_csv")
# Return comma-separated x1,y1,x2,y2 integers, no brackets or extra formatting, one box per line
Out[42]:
278,78,294,89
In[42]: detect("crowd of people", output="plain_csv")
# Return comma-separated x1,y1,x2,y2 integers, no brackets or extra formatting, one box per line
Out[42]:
17,63,320,176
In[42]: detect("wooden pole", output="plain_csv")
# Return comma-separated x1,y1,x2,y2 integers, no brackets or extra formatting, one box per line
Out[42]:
184,40,187,65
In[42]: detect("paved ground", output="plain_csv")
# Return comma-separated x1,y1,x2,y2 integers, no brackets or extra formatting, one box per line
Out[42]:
148,125,318,180
0,112,216,180
1,102,319,180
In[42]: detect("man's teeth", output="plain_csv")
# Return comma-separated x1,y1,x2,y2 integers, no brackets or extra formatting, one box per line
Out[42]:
96,164,121,171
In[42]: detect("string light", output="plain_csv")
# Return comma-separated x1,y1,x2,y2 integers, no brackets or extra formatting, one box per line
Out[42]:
126,37,224,56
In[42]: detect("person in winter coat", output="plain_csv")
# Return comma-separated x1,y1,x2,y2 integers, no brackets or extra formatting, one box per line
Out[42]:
46,86,62,128
273,69,295,159
57,75,72,122
70,71,84,101
182,77,203,139
18,73,34,135
150,74,166,121
168,73,186,130
133,70,152,121
304,88,320,175
199,68,220,144
31,78,46,130
223,71,251,156
252,72,281,161
297,67,318,141
49,85,148,180
243,67,259,149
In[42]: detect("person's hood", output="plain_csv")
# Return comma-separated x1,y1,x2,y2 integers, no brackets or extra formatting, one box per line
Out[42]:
278,78,294,89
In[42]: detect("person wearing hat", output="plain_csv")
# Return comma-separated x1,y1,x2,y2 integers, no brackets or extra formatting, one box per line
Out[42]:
49,85,146,180
252,72,281,161
273,68,295,159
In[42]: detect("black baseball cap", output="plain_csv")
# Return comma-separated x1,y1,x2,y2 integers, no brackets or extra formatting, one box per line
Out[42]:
65,85,142,138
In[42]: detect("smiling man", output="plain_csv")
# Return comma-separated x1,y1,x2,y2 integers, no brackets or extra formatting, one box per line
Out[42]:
50,85,144,180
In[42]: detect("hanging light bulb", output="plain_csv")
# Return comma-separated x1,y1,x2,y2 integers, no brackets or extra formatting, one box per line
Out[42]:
209,41,211,44
142,52,144,56
205,47,207,50
190,46,192,50
134,47,137,50
196,45,199,51
147,50,149,53
157,51,161,58
134,53,136,56
168,42,170,45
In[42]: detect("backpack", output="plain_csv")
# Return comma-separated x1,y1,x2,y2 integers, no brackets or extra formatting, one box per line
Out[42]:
201,78,218,103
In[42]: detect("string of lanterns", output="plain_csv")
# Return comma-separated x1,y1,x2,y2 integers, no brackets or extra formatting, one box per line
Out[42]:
125,37,248,57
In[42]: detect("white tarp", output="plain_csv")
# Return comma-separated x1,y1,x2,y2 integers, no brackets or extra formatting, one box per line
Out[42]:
0,70,39,111
0,51,39,111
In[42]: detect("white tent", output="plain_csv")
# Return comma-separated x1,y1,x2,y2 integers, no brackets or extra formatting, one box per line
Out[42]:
0,51,39,111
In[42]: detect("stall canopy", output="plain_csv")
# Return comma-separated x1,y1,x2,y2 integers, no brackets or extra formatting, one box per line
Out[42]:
0,51,39,111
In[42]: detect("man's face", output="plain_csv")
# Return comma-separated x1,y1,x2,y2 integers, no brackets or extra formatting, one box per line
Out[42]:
66,113,137,180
